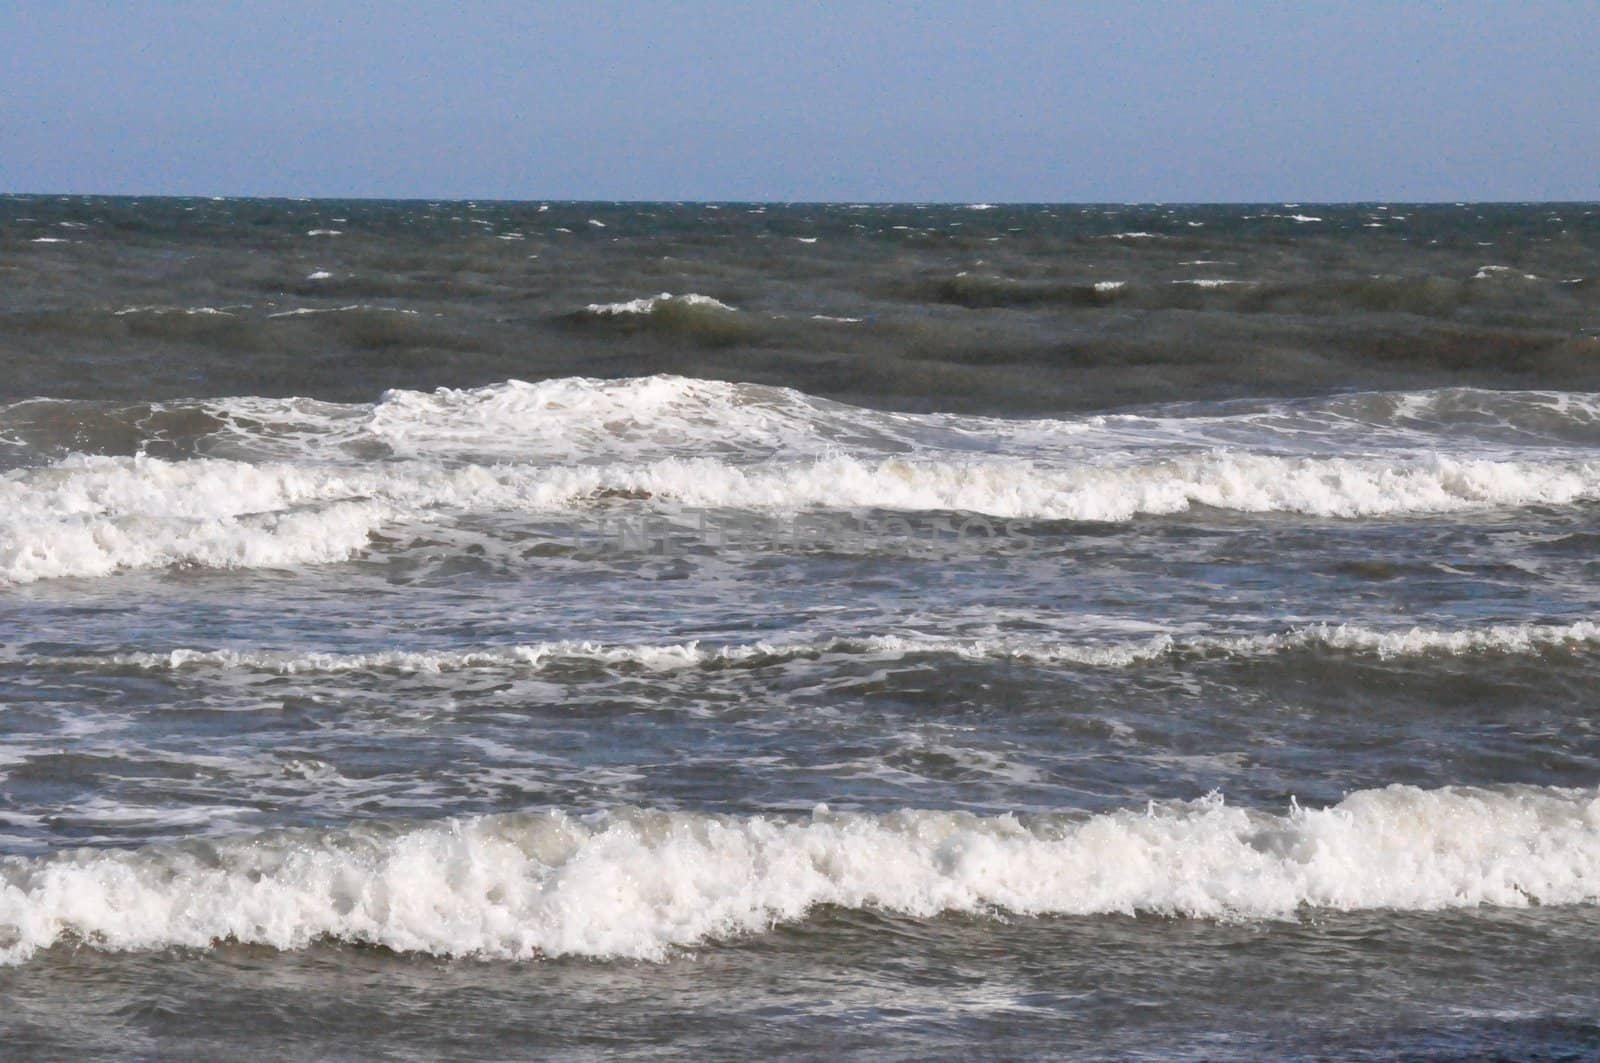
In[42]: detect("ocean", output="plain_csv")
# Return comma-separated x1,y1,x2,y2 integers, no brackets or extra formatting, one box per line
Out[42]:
2,196,1599,1059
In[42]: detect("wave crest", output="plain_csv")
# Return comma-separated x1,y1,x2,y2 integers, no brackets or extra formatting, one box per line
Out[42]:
5,447,1600,582
10,377,1600,582
569,294,752,345
4,785,1597,965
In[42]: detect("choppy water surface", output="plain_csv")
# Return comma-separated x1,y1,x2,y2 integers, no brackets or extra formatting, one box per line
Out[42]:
3,198,1600,1059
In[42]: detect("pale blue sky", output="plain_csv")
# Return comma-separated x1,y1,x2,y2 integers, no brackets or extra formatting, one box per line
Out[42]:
3,1,1597,201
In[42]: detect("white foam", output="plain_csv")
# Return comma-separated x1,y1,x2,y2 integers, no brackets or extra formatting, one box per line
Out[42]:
903,621,1600,667
12,377,1600,583
112,305,234,317
590,451,1600,521
0,499,387,585
1093,281,1126,293
7,445,1600,582
268,305,359,318
361,376,837,462
1472,265,1540,281
582,292,736,316
306,270,333,281
267,305,417,319
57,621,1600,677
95,640,731,675
1224,620,1600,659
3,785,1596,965
305,229,342,236
0,455,402,582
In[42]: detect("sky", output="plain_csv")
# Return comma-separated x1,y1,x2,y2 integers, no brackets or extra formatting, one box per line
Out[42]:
2,1,1597,202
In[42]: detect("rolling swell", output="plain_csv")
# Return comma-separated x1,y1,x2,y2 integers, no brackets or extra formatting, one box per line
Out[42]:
6,199,1598,412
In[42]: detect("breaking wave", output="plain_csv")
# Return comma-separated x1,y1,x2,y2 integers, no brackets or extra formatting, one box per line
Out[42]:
568,294,752,344
4,785,1597,965
5,449,1600,582
581,292,737,317
7,376,1600,582
11,376,1600,463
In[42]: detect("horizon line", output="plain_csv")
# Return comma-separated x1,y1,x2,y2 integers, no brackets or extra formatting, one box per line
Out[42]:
6,192,1600,207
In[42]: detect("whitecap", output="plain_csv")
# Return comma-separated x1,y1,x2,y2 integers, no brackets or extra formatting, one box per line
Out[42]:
2,785,1595,965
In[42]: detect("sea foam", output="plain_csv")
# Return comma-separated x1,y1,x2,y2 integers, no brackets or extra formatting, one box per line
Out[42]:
3,785,1596,965
37,621,1600,676
8,377,1600,583
6,447,1600,582
581,292,736,316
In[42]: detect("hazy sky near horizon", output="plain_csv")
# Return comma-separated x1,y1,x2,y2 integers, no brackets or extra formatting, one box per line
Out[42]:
3,1,1597,202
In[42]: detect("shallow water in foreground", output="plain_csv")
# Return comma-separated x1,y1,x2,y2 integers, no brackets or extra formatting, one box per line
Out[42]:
2,199,1599,1058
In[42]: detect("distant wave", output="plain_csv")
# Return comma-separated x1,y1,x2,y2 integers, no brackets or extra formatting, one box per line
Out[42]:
567,293,752,344
580,292,737,316
21,621,1600,675
896,270,1588,317
4,784,1597,964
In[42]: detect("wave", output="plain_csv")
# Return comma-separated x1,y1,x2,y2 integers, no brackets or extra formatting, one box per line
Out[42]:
3,785,1596,965
11,377,1600,466
568,294,753,345
0,501,388,584
0,455,405,582
381,377,1600,450
356,375,903,462
5,447,1600,581
24,621,1600,676
265,304,419,319
581,292,737,317
1195,387,1600,449
11,444,1600,527
9,377,1600,583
